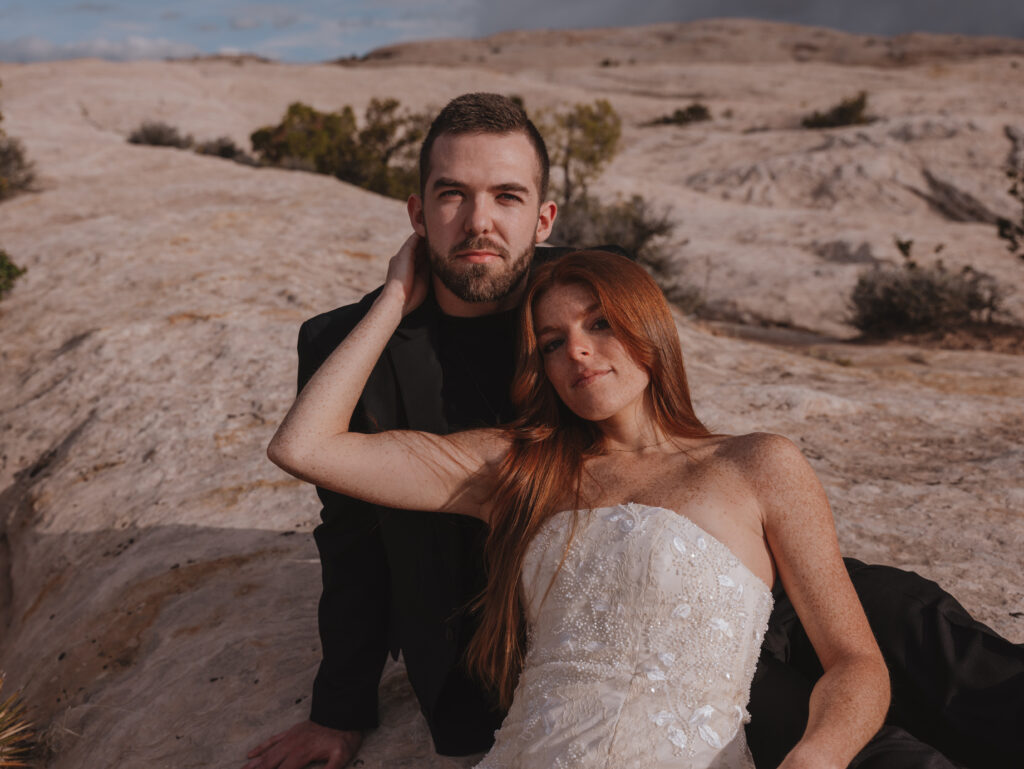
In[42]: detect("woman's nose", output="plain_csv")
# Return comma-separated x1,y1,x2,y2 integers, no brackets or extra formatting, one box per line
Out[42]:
567,335,591,360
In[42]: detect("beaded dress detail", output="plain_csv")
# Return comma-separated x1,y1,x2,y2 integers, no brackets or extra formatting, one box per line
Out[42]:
475,503,773,769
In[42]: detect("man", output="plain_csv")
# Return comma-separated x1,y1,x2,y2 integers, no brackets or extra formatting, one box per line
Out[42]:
245,93,1022,769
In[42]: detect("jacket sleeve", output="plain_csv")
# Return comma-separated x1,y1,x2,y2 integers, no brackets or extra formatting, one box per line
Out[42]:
297,305,392,731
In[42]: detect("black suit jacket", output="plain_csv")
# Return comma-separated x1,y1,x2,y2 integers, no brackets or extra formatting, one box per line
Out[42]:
297,244,628,754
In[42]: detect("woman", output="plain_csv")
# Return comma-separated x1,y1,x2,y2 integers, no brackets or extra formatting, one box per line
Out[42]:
268,237,890,768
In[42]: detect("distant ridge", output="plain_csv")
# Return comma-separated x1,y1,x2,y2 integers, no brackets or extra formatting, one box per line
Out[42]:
343,18,1024,69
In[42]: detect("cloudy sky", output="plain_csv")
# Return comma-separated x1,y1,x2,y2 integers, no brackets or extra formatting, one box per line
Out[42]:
1,1,1022,64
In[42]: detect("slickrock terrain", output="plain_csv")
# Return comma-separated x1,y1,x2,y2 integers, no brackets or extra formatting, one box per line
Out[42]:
0,19,1021,768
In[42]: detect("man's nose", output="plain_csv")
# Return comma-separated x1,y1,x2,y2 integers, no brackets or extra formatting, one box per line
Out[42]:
464,195,494,234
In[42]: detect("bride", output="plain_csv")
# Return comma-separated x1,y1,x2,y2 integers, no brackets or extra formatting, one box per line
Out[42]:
268,236,890,768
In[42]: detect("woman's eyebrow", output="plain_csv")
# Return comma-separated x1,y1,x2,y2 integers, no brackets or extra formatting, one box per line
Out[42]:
535,303,602,336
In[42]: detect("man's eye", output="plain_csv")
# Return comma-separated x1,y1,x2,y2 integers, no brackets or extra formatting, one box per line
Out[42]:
498,193,523,202
439,189,462,199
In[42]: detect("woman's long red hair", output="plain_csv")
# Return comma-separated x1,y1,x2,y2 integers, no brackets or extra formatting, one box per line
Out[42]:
465,250,712,707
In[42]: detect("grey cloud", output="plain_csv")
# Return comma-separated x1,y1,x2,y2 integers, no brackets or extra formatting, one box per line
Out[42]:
67,2,118,12
230,17,262,31
229,6,301,32
0,35,200,62
160,11,182,22
472,0,1024,39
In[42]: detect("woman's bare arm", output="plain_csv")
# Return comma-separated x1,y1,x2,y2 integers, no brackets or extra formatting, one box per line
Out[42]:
747,433,890,769
267,234,508,521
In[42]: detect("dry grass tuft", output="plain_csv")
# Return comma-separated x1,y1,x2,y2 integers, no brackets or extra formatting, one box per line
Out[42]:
0,675,34,768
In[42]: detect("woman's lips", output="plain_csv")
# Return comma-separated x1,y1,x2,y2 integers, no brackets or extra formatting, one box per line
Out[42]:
573,369,610,388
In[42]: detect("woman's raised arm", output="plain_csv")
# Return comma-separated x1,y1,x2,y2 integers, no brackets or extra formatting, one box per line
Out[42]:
749,433,890,769
267,234,508,521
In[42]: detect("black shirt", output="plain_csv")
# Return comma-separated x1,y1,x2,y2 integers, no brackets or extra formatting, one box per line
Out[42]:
437,307,519,430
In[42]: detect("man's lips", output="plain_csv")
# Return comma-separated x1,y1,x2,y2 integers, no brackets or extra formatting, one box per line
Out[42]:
572,369,610,388
456,249,501,263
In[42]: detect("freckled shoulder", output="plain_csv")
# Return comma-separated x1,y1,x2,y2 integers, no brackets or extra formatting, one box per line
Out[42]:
711,432,819,509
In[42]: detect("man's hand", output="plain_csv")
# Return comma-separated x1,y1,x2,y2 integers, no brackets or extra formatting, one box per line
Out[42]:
243,720,363,769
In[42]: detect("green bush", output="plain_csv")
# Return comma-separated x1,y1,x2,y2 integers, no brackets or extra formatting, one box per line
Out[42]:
802,91,872,129
194,135,258,165
539,99,698,311
195,135,242,158
0,248,26,300
996,167,1023,259
549,193,700,312
0,136,34,201
250,98,428,199
646,104,711,127
0,79,36,201
850,258,1003,336
128,121,194,148
539,99,621,209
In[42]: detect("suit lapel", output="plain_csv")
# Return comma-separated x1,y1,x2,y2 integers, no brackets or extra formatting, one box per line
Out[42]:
386,298,449,434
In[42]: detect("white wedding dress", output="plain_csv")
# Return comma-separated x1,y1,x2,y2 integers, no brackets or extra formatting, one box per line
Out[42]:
475,502,774,769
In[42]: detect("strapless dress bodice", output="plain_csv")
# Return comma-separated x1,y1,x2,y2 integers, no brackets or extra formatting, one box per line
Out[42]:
475,502,773,769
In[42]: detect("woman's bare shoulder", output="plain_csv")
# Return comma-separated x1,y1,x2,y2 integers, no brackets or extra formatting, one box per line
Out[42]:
709,432,816,491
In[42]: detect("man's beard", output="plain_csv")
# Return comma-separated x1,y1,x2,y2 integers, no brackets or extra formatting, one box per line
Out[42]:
427,235,533,303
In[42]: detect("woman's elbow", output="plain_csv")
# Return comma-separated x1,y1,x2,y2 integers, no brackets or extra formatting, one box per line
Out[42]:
267,433,310,478
855,649,891,725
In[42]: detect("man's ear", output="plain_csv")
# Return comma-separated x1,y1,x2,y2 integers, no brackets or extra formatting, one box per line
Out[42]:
535,199,557,243
407,194,427,237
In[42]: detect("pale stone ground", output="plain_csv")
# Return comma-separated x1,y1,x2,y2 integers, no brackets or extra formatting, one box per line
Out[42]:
0,20,1021,769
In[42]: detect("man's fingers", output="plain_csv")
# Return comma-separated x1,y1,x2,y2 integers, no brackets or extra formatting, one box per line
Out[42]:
324,751,347,769
278,751,314,769
248,729,288,757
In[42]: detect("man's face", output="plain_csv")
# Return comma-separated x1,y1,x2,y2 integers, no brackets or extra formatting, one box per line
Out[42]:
408,131,556,313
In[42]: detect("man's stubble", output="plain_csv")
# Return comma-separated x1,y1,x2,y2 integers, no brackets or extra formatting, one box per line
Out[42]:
426,233,534,304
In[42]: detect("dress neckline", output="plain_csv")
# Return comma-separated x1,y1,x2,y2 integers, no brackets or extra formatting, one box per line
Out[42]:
550,502,773,593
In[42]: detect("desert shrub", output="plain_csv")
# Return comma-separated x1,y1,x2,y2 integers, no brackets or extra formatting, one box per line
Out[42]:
538,99,621,208
193,135,259,166
996,167,1024,259
850,255,1003,336
250,98,428,199
195,135,242,158
0,80,36,201
540,99,698,310
802,91,872,129
551,193,671,260
0,673,34,765
0,248,26,300
0,137,34,201
549,193,700,312
646,103,711,127
128,121,193,148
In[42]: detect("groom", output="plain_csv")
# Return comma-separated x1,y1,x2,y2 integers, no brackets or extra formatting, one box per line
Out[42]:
245,93,1023,769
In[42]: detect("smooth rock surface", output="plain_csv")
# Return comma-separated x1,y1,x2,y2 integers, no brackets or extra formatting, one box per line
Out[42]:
0,20,1021,768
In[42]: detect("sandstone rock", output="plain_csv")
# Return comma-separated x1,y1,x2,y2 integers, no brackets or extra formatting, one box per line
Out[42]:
0,21,1021,768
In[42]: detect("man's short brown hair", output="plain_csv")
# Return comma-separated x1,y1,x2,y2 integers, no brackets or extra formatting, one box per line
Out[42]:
418,92,550,199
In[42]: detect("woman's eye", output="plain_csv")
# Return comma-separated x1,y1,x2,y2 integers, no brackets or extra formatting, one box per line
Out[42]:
592,317,611,330
540,338,563,355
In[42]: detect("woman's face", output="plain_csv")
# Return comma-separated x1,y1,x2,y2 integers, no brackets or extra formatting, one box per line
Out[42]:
532,282,650,425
